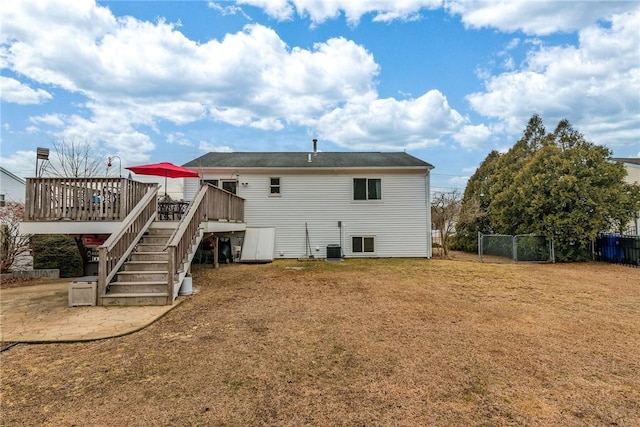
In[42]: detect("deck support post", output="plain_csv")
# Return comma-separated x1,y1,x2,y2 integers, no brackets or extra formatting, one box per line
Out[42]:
213,236,219,269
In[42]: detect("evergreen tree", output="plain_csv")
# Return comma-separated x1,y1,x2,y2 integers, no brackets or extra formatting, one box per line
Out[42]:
455,115,640,261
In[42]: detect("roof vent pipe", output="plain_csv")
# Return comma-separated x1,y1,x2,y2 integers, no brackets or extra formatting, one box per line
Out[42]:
308,153,312,163
313,138,318,155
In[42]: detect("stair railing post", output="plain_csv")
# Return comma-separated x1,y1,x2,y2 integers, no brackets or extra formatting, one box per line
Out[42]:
97,246,107,306
167,245,175,304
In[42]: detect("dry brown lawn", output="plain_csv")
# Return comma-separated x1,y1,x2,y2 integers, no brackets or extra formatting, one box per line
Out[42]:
1,255,639,426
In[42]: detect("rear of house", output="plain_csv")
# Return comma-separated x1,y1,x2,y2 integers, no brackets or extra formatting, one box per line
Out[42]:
184,149,434,259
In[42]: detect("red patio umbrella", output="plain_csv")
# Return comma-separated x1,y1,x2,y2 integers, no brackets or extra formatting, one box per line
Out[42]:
125,162,199,196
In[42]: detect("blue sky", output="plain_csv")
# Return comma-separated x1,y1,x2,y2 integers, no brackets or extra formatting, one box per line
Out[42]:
1,0,639,195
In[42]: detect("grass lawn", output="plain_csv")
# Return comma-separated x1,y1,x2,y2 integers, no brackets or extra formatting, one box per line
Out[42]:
1,255,639,426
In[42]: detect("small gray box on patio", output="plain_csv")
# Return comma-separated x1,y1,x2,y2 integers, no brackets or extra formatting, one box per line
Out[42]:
69,276,98,307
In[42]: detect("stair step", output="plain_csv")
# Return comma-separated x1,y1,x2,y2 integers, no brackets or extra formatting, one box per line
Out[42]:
141,236,170,244
116,270,169,282
100,292,170,306
147,228,174,236
124,261,169,271
130,252,167,262
108,281,168,293
136,243,166,252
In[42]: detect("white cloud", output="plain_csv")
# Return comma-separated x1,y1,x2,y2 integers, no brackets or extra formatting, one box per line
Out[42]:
447,0,638,35
0,77,52,104
0,150,39,179
166,133,193,147
1,0,480,158
237,0,294,21
208,1,252,19
453,124,493,150
29,114,65,127
198,141,234,152
467,10,640,148
316,90,465,150
239,0,441,25
1,0,387,155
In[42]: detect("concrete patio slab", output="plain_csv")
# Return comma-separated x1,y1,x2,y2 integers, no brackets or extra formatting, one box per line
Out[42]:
1,280,183,343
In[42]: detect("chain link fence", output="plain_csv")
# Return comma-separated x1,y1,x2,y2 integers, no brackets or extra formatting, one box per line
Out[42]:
478,233,555,263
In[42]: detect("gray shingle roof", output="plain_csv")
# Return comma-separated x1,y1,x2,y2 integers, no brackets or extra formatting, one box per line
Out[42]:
184,152,433,169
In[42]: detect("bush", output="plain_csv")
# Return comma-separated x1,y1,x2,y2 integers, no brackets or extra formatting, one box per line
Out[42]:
31,235,83,278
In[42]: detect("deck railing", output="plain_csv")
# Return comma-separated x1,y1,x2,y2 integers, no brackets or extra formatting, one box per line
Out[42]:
164,184,245,303
97,187,159,303
203,184,245,222
23,177,156,221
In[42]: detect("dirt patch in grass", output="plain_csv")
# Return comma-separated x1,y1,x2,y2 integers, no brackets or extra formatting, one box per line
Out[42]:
1,257,639,426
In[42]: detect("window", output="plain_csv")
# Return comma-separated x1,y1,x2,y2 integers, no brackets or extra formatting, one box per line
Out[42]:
204,179,219,187
352,236,375,253
353,178,381,200
222,180,237,194
270,177,281,195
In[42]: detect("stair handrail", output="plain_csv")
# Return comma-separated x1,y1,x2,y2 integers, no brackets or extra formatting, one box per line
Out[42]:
97,187,159,303
164,184,210,303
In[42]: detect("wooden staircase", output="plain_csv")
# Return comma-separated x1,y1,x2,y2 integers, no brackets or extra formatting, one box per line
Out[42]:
100,227,177,306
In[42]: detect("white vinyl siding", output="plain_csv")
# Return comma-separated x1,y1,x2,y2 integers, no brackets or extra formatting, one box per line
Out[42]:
0,169,26,203
215,169,431,258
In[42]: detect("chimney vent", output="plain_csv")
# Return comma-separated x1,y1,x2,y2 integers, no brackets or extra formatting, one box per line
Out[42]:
313,138,318,154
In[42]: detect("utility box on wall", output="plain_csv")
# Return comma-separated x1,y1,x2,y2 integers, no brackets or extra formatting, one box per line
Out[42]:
69,276,98,307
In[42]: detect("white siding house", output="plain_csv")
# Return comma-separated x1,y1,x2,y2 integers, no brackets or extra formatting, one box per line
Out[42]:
612,158,640,234
0,167,26,203
184,151,434,259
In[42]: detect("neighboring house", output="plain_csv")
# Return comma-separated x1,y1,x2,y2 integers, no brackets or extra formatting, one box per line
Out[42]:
0,167,26,204
183,148,434,259
0,167,31,270
612,158,640,235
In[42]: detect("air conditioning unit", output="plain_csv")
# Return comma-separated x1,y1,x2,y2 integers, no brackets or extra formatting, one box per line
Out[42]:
326,244,342,259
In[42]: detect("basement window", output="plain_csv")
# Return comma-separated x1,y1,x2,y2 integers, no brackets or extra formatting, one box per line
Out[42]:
270,177,281,196
352,236,375,253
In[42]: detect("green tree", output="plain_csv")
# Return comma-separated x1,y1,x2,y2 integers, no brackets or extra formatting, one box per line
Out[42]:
455,115,640,261
31,235,83,278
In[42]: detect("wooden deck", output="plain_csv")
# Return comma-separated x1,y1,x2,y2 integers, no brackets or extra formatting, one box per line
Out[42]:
20,178,246,306
21,177,244,229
